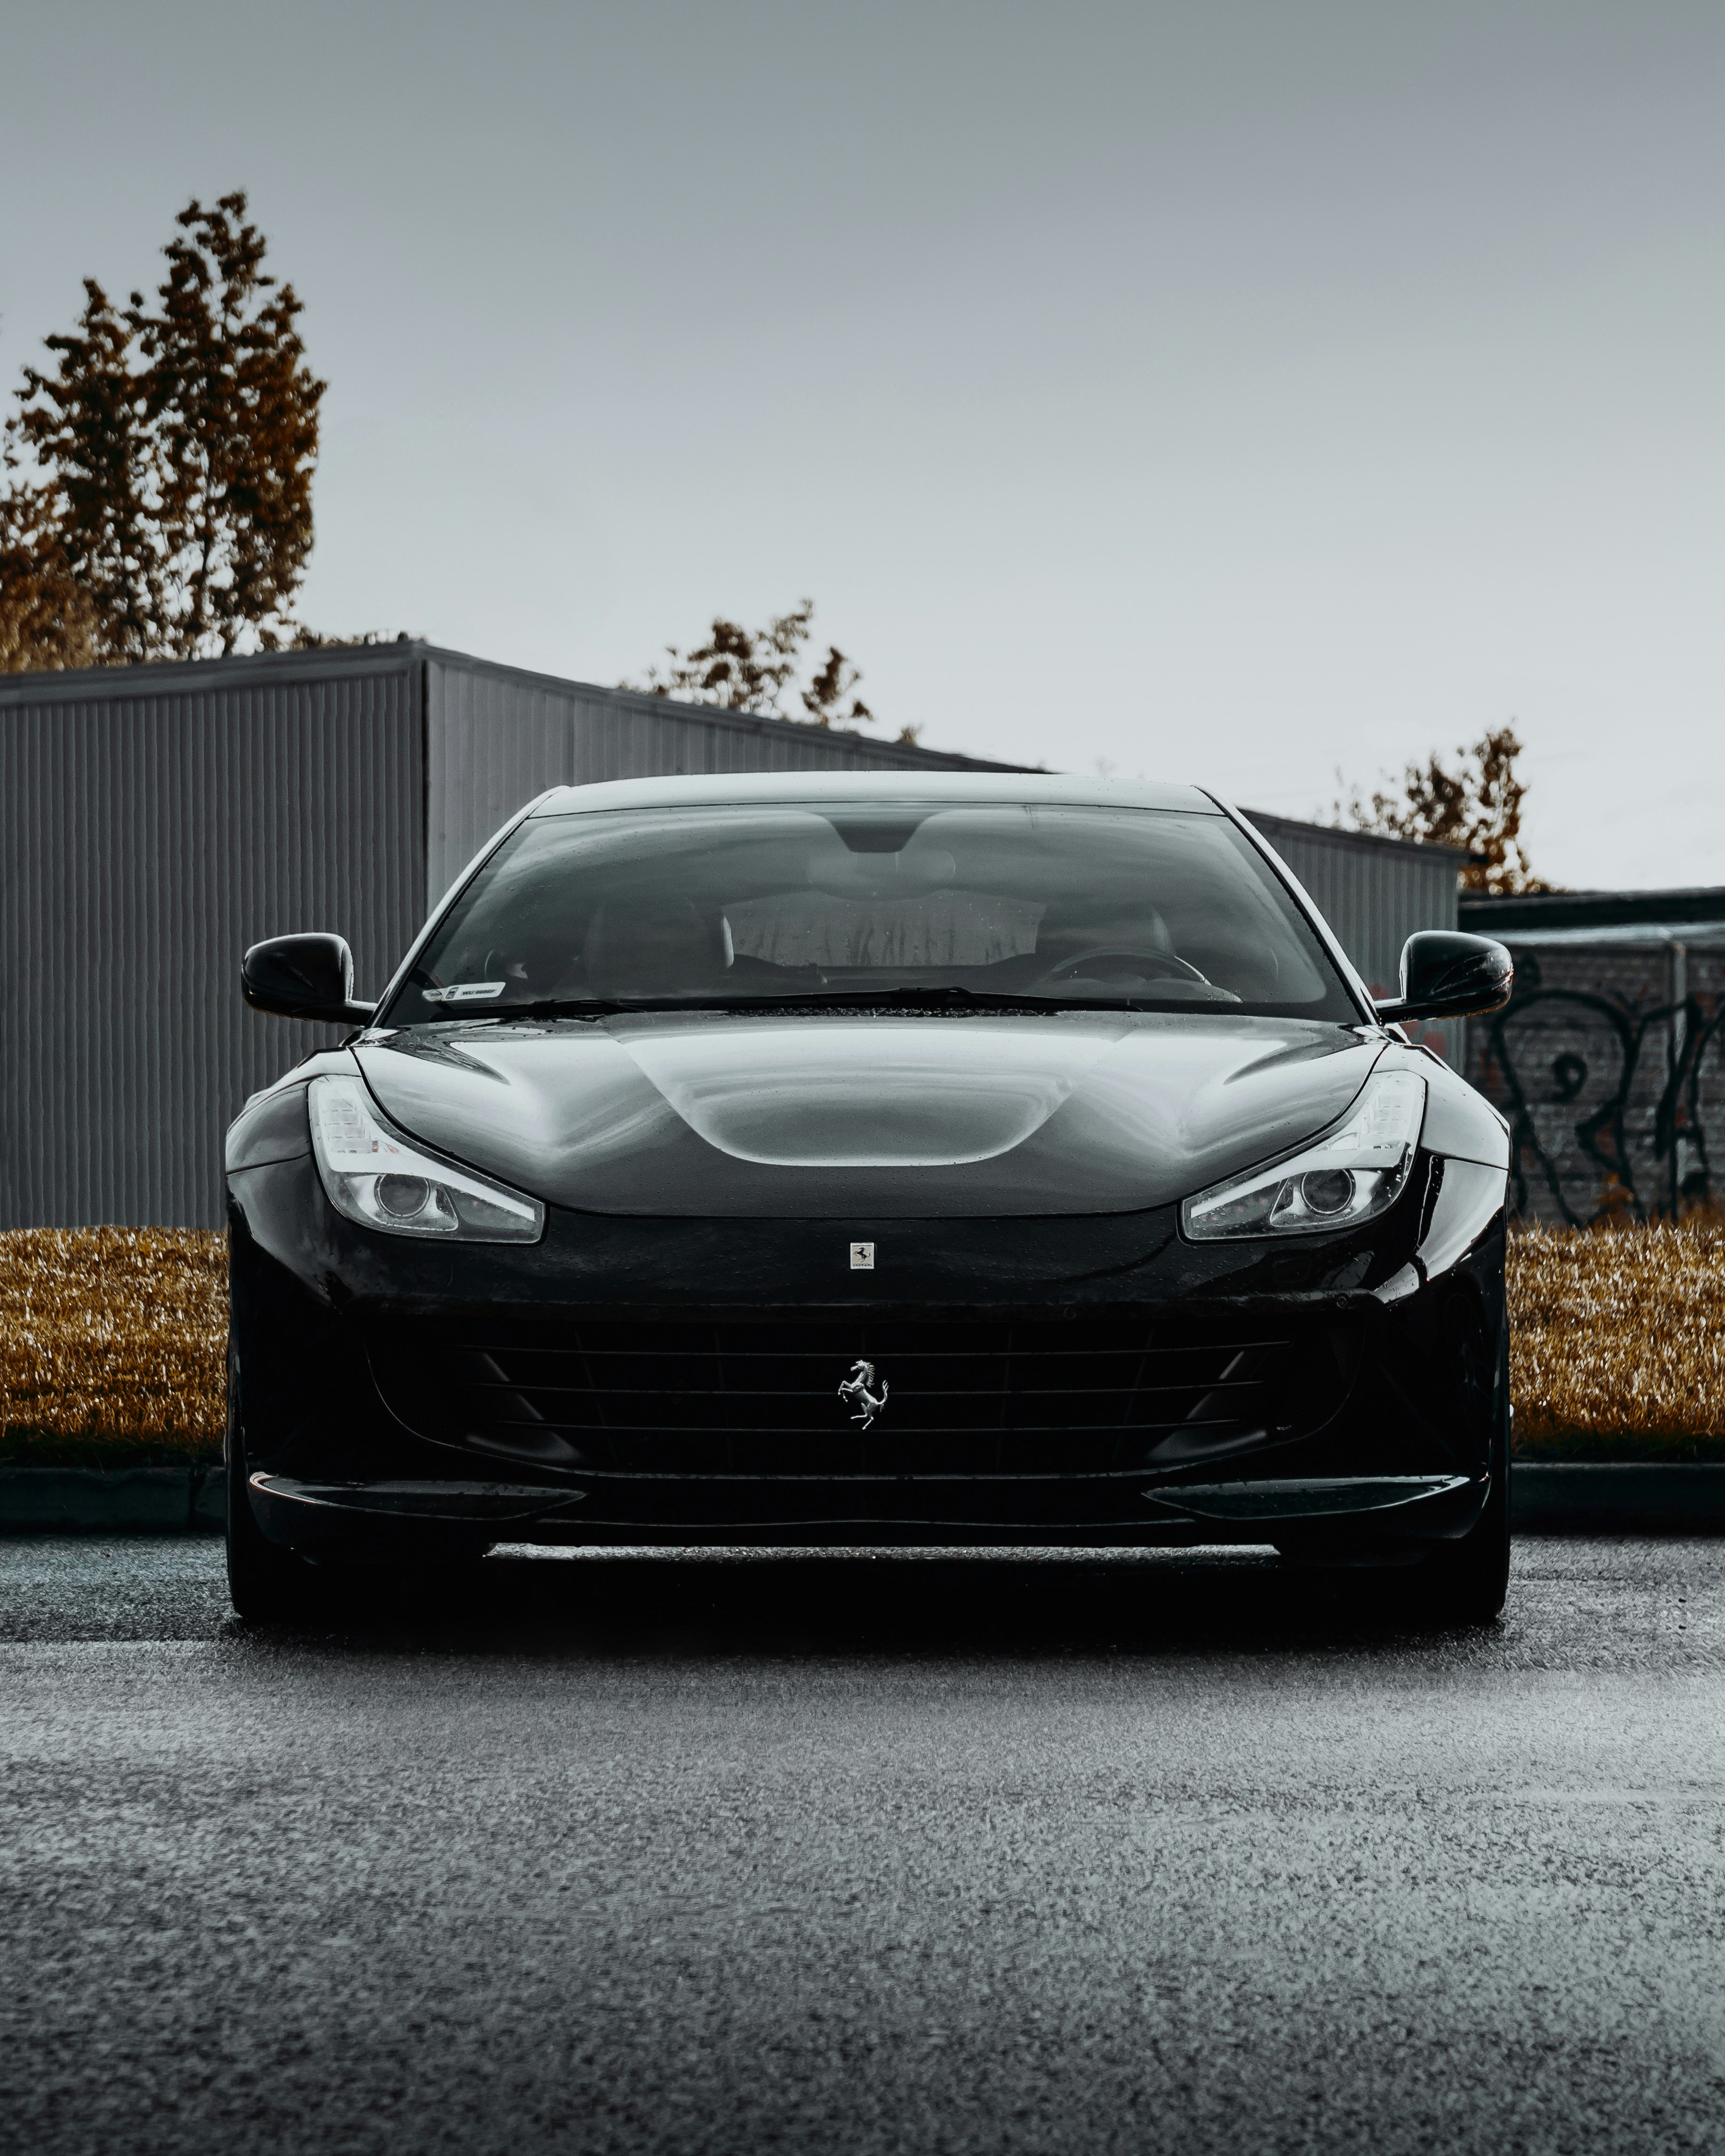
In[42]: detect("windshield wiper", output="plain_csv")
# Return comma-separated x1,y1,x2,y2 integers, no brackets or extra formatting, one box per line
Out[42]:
433,988,1059,1020
689,985,1078,1013
427,984,1188,1023
534,986,1164,1017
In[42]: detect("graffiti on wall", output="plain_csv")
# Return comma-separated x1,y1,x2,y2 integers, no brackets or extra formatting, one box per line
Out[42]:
1477,984,1725,1224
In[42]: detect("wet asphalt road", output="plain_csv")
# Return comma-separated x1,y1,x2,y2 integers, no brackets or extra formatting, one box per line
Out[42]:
2,1538,1724,2156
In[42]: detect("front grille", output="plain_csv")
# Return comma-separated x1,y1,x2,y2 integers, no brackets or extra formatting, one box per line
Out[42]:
368,1309,1357,1481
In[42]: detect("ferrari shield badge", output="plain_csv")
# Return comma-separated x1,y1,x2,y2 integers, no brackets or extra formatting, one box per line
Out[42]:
839,1360,889,1429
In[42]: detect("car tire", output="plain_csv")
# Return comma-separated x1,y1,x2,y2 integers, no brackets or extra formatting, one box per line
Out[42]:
1403,1334,1512,1626
225,1353,324,1624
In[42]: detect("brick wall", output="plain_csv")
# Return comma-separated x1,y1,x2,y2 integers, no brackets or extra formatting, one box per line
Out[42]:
1466,940,1725,1224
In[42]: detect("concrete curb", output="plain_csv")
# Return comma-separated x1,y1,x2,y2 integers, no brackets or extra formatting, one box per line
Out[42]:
0,1466,226,1533
1511,1463,1725,1533
0,1463,1722,1534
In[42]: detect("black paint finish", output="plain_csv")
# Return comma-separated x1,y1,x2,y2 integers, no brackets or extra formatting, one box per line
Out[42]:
226,1052,1507,1561
1373,931,1513,1024
242,932,376,1026
352,1011,1385,1219
223,768,1512,1571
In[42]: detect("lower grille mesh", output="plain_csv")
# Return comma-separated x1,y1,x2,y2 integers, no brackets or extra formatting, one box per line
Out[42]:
369,1310,1357,1479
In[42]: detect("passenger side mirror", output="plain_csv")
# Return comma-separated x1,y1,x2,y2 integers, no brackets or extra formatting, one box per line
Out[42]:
1374,931,1513,1023
242,934,377,1025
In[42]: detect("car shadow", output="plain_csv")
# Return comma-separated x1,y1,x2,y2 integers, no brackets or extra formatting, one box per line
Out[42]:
227,1544,1498,1658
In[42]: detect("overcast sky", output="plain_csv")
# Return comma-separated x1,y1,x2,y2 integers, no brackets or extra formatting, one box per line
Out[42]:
3,0,1720,889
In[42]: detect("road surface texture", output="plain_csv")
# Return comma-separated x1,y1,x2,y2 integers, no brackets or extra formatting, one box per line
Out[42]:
2,1536,1723,2156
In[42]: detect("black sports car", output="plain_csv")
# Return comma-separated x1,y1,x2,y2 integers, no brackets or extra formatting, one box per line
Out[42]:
225,774,1515,1622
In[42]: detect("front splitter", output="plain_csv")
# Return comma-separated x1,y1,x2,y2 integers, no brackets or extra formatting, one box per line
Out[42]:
248,1468,1488,1553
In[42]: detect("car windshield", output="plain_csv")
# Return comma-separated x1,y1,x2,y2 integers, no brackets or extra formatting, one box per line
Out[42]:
383,800,1359,1023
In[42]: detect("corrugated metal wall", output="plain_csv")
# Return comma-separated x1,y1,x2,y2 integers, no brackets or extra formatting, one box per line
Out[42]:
425,653,1019,906
0,653,423,1228
1244,810,1464,1057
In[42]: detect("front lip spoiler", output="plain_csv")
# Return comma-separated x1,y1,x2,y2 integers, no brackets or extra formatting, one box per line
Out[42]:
249,1473,587,1525
1142,1474,1474,1524
248,1470,1484,1546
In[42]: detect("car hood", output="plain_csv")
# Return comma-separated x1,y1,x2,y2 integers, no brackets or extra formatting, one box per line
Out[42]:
352,1012,1382,1219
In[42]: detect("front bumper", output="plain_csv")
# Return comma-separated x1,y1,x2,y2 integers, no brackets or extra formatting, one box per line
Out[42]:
228,1147,1506,1558
246,1465,1487,1555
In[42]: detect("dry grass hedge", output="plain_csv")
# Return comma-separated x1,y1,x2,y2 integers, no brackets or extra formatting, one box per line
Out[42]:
1509,1216,1725,1460
0,1228,226,1466
2,1218,1723,1468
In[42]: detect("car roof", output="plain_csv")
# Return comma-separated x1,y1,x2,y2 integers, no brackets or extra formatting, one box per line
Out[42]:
529,771,1222,816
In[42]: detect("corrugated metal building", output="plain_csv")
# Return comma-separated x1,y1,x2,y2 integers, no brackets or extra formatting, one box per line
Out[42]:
2,642,1459,1228
1242,812,1465,1015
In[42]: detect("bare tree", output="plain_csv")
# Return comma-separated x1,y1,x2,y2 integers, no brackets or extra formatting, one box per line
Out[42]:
1334,724,1551,894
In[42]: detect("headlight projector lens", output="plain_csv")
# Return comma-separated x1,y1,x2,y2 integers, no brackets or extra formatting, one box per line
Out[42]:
1182,1067,1426,1241
375,1173,446,1222
1298,1169,1355,1215
307,1075,544,1243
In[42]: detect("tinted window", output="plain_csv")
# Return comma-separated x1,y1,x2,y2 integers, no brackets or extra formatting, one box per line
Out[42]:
384,802,1359,1023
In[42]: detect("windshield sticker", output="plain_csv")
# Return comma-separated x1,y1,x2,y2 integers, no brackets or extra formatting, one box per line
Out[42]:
423,982,507,1004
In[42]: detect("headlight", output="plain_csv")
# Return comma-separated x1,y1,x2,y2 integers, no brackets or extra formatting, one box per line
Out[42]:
307,1074,544,1243
1182,1066,1426,1241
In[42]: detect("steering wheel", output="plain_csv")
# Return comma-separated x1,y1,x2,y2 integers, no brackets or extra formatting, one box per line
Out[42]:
1038,947,1213,987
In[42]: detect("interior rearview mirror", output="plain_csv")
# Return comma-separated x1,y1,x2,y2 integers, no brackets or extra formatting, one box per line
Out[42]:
242,933,377,1025
1373,931,1513,1024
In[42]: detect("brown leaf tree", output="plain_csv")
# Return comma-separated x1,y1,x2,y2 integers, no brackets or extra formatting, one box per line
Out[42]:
0,482,97,672
0,191,324,670
630,599,815,715
800,639,872,731
627,599,920,740
1,279,159,667
140,194,324,657
1334,724,1551,894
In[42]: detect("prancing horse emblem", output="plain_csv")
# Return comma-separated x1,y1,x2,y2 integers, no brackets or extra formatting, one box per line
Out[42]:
838,1359,889,1429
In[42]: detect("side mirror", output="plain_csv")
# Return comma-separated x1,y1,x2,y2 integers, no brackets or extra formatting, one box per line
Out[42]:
242,934,377,1025
1374,931,1513,1023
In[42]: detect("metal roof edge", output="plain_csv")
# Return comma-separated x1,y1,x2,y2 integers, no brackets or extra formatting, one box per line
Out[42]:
420,646,1033,772
1460,886,1725,931
0,639,422,705
0,639,1034,771
1239,808,1472,862
1486,923,1725,950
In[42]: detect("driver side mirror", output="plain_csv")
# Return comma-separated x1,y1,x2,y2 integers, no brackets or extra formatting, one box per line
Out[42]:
242,934,377,1025
1374,931,1513,1023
